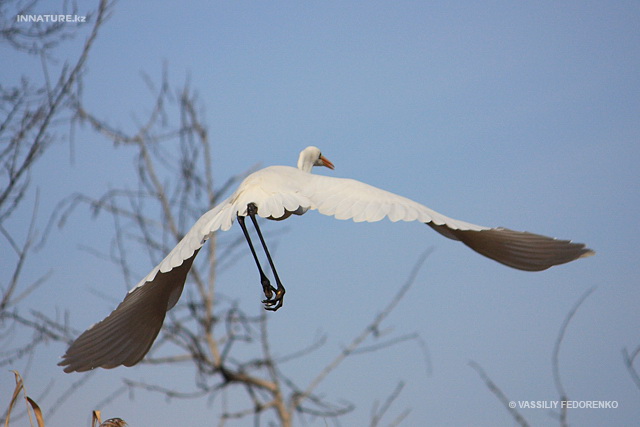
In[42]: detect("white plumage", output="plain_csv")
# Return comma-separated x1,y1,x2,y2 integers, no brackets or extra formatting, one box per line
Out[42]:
60,146,593,372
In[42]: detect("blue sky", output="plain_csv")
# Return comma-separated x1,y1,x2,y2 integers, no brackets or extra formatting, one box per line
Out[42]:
2,1,639,426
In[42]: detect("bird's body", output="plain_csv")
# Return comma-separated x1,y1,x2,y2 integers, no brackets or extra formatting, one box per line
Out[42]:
60,146,594,372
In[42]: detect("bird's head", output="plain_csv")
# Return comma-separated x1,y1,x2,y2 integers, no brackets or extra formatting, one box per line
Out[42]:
297,146,334,173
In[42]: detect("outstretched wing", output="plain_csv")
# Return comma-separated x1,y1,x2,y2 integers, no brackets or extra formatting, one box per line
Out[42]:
59,251,198,372
428,224,594,271
60,196,237,372
303,174,486,229
301,174,594,271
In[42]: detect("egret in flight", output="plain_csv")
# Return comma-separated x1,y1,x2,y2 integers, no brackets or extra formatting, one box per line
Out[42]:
60,146,593,372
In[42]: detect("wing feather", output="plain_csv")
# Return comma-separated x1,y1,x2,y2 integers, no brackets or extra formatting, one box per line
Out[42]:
60,196,237,372
303,174,486,230
300,173,592,271
428,225,594,271
59,251,198,372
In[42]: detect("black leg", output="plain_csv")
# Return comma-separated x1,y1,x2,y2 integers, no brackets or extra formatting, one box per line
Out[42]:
238,203,286,311
237,213,276,302
246,204,286,311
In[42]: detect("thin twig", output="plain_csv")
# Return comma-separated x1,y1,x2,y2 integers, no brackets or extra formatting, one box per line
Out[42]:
370,381,407,427
552,287,596,427
622,346,640,392
469,360,529,427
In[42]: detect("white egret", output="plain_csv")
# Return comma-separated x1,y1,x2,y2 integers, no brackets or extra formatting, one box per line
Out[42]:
60,146,593,372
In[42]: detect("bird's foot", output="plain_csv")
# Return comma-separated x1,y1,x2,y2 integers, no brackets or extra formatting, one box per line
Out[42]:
262,285,285,312
261,276,276,299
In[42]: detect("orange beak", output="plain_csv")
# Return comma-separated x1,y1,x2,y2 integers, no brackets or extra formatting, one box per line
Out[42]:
320,155,335,170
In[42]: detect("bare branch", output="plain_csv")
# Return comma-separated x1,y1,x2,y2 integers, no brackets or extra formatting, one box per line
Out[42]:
0,190,40,312
552,287,596,426
622,346,640,392
259,311,290,427
0,0,112,216
1,0,80,54
469,360,530,427
370,381,410,427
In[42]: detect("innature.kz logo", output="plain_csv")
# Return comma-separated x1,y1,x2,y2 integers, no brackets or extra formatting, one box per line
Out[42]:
16,14,87,23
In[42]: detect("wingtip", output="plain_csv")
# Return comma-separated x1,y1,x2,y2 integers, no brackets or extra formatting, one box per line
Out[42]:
58,357,84,373
580,249,596,259
59,362,78,374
